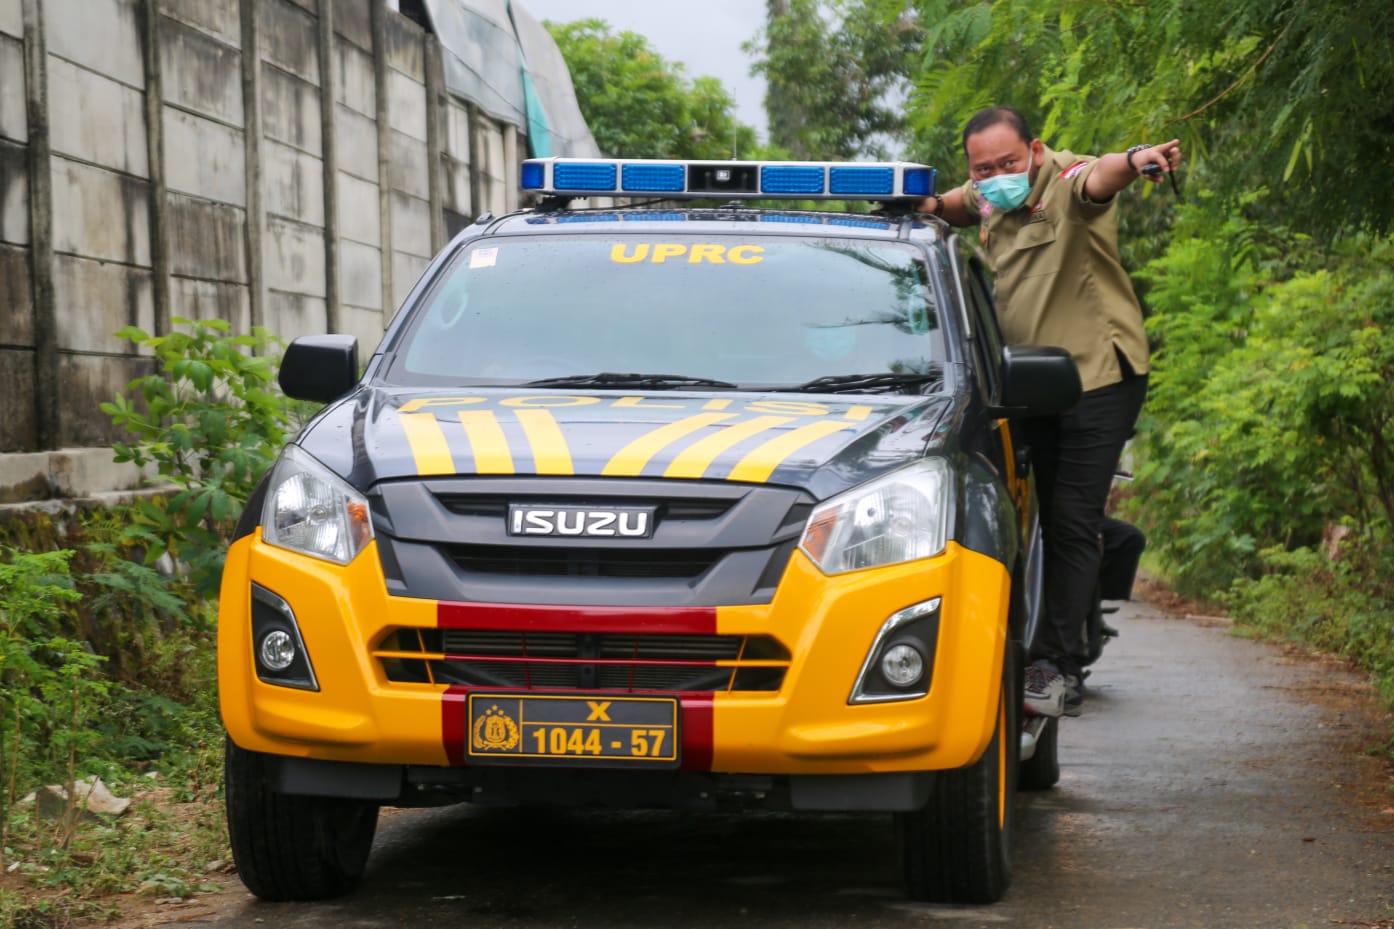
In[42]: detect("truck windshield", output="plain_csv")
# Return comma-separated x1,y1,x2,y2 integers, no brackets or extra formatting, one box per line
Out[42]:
389,234,947,389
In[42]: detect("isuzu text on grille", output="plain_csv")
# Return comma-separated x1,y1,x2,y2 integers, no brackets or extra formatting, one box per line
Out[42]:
507,504,655,538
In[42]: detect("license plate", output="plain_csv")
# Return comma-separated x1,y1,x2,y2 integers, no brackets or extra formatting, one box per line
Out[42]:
466,694,679,766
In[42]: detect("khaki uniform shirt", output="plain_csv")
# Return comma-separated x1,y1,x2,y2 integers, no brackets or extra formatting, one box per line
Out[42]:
958,145,1150,393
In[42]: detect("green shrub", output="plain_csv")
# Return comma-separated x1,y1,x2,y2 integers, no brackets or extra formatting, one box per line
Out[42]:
1130,226,1394,596
102,317,293,598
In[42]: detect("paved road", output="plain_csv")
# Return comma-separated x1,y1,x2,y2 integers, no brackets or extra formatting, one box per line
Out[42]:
171,599,1394,929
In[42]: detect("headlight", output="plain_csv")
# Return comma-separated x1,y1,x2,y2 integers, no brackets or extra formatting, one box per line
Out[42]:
261,446,373,564
799,459,951,574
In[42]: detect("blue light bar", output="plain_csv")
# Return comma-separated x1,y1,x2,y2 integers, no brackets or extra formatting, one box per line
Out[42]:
761,165,825,195
518,158,936,201
829,166,894,196
622,163,684,192
553,162,618,191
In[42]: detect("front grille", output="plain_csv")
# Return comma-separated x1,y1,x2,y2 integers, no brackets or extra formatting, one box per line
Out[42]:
447,544,720,580
435,494,736,523
375,628,789,693
371,477,815,605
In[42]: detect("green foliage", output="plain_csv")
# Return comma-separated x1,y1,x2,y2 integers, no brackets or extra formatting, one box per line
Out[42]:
1225,543,1394,711
101,317,292,597
0,542,225,903
747,0,921,159
0,549,85,800
1129,229,1394,593
901,0,1394,237
545,19,760,159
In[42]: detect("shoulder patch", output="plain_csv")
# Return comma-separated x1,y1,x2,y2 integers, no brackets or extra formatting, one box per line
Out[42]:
1061,160,1090,179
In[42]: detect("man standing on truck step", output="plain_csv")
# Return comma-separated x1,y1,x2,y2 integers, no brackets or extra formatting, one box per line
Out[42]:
919,105,1181,717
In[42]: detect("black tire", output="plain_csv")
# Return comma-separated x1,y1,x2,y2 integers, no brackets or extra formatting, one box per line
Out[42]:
896,644,1020,903
1019,715,1060,791
225,737,380,901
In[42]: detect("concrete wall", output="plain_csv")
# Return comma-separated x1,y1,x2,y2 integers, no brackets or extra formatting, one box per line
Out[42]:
0,0,527,499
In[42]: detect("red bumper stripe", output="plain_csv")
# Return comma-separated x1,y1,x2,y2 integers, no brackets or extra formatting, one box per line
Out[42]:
437,601,718,635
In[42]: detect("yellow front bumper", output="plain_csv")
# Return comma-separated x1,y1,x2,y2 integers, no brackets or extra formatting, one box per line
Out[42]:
218,532,1010,775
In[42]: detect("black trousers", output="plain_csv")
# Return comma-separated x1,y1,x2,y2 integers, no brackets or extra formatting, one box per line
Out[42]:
1022,371,1148,677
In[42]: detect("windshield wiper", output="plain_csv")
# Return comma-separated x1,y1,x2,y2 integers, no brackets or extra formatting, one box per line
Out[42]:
523,372,740,390
785,371,943,394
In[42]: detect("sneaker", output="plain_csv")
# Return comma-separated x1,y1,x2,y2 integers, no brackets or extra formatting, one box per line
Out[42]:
1024,659,1067,718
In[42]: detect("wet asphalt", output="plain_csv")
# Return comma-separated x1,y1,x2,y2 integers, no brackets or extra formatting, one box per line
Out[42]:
168,598,1394,929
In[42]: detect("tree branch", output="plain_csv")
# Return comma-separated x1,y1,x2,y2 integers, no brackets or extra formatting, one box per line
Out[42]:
1168,23,1291,125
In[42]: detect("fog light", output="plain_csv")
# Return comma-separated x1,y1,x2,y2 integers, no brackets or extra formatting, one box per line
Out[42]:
880,644,925,687
259,629,297,672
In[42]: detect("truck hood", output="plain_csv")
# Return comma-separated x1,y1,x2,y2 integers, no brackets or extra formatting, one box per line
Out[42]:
297,386,957,500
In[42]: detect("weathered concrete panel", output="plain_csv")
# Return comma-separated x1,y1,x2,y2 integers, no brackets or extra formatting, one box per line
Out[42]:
159,0,241,47
339,238,380,310
335,0,372,52
261,65,321,154
0,450,48,500
51,159,151,266
0,34,26,143
475,119,507,215
0,243,33,345
391,249,428,309
52,254,154,353
384,13,423,81
170,275,250,331
161,16,244,125
264,289,325,341
167,192,246,282
340,304,386,355
48,57,148,176
444,100,469,162
0,349,37,453
387,68,426,141
45,0,143,88
337,170,379,246
164,107,246,205
278,0,314,15
391,191,431,259
264,138,323,225
442,152,470,217
259,0,318,85
57,353,150,447
388,129,428,199
0,139,28,245
0,0,21,38
335,105,377,180
336,41,375,118
264,216,326,298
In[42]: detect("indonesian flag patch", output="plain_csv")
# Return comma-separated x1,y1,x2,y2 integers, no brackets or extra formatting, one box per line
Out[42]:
1061,160,1090,179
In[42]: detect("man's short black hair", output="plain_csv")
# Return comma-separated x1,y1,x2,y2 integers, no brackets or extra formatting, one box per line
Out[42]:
961,106,1034,154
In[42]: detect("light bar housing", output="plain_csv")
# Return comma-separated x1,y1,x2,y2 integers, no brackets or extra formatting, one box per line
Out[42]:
520,158,936,201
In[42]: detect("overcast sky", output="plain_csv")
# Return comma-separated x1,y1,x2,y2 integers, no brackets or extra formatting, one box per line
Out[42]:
518,0,770,140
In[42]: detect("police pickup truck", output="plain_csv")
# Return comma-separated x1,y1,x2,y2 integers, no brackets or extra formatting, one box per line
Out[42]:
218,157,1081,904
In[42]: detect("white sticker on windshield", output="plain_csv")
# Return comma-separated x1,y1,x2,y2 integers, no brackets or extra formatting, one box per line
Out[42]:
470,247,498,269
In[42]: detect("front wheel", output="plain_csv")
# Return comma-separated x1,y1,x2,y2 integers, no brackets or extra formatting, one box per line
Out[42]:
225,737,380,901
896,643,1020,903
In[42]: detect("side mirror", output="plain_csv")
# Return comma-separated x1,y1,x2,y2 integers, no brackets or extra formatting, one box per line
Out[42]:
279,335,360,404
989,345,1081,417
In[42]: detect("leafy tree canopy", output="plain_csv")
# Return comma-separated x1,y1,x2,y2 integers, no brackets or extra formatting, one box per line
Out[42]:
747,0,922,160
900,0,1394,239
545,18,760,160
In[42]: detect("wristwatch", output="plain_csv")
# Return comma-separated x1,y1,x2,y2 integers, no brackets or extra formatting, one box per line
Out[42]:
1126,144,1150,174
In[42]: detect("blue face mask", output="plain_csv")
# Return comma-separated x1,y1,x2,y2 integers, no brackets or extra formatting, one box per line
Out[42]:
975,150,1034,212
